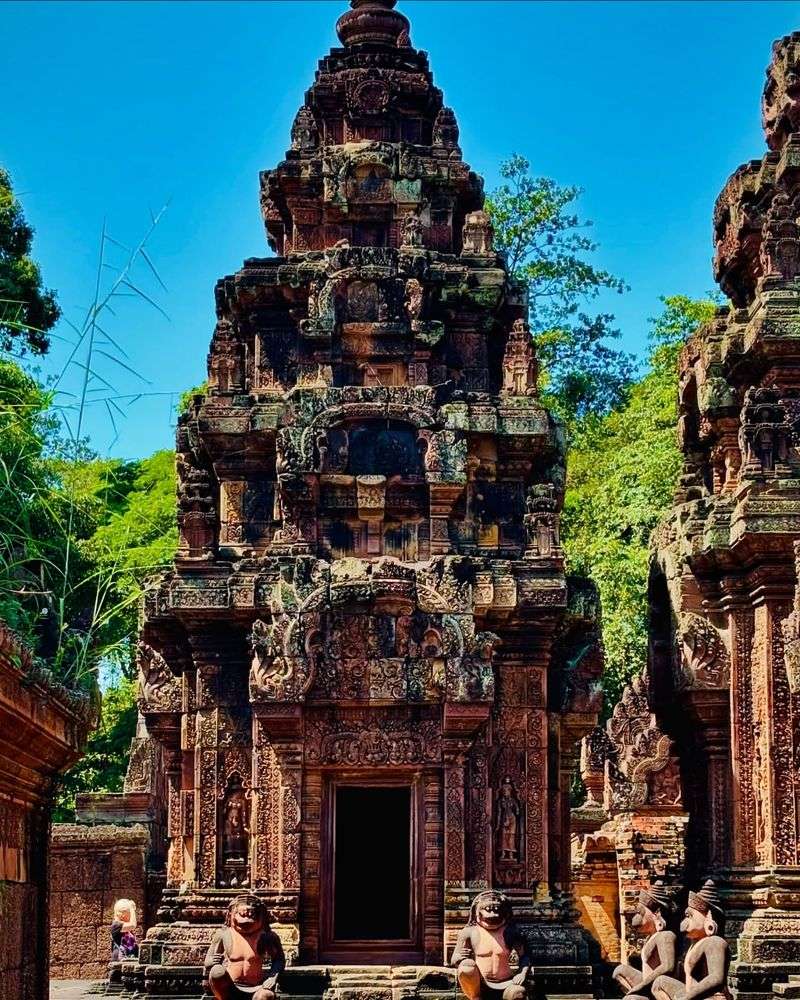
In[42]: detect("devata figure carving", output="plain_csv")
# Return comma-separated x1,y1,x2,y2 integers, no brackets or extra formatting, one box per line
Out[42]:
495,777,521,862
204,895,286,1000
652,881,730,1000
451,891,530,1000
222,779,250,862
612,882,677,999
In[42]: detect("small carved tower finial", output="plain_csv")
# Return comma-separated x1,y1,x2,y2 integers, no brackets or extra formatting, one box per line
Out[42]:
336,0,410,48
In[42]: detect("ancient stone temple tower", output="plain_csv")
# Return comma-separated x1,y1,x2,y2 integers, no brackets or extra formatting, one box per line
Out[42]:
645,31,800,1000
133,1,601,994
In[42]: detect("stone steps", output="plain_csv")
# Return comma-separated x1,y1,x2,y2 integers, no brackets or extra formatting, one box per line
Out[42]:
774,976,800,998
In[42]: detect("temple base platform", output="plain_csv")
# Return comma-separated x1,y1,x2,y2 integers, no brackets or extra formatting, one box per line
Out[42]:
104,963,596,1000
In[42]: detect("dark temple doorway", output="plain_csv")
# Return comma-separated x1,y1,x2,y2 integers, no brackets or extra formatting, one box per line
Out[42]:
333,785,412,942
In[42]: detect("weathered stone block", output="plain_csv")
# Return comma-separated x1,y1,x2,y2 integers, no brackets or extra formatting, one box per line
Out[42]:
61,889,104,925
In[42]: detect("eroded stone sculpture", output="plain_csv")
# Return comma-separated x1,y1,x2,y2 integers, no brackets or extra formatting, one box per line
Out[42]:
204,896,285,1000
451,891,530,1000
613,883,677,999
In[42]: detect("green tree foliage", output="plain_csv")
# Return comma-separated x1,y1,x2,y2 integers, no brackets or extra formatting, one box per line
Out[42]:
0,358,177,688
0,358,97,669
54,450,177,817
78,449,178,660
562,295,719,705
54,675,139,821
485,154,634,423
0,167,60,354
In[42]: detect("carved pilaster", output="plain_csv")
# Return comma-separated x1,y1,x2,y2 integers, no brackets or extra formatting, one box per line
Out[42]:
191,643,221,888
731,605,757,863
443,742,467,885
252,712,281,890
276,740,303,892
686,690,731,869
465,731,490,888
165,749,184,888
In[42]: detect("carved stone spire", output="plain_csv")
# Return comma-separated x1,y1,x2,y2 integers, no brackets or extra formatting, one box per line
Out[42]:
336,0,410,48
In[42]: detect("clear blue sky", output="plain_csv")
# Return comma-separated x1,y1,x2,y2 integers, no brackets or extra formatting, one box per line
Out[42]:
4,0,799,459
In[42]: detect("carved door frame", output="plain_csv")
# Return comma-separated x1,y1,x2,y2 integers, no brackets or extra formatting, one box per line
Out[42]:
319,769,425,964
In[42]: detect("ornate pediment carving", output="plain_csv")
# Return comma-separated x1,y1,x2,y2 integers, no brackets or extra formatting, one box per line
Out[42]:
580,669,682,813
678,614,730,690
137,642,181,714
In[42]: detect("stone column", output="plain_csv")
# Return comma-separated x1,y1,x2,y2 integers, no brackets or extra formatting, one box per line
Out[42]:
275,739,303,893
465,730,491,888
252,711,280,890
730,604,757,864
686,689,732,869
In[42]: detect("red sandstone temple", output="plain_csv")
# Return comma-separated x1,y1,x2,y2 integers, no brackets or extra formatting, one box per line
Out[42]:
129,0,602,995
53,7,800,1000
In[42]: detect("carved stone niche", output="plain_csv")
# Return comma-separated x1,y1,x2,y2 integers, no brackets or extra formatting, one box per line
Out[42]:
218,771,251,888
502,319,538,397
493,775,524,887
759,190,800,281
432,106,460,152
738,384,793,477
462,210,493,255
318,420,423,479
523,484,561,561
291,105,319,152
208,317,244,394
176,453,217,560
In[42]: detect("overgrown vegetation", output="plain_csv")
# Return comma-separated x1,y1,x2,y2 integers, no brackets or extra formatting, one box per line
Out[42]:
0,166,175,814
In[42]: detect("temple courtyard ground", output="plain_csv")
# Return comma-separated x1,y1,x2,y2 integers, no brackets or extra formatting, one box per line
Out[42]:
49,982,103,999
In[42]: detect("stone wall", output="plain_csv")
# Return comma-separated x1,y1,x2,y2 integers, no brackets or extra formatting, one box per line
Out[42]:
0,624,92,1000
49,725,168,981
49,823,149,980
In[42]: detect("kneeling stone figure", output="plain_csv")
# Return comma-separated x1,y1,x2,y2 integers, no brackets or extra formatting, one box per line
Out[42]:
613,881,677,999
204,894,285,1000
451,890,531,1000
652,881,730,1000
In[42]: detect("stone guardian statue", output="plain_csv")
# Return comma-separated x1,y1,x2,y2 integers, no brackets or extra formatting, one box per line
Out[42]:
204,895,286,1000
652,881,730,1000
613,882,677,998
451,890,531,1000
